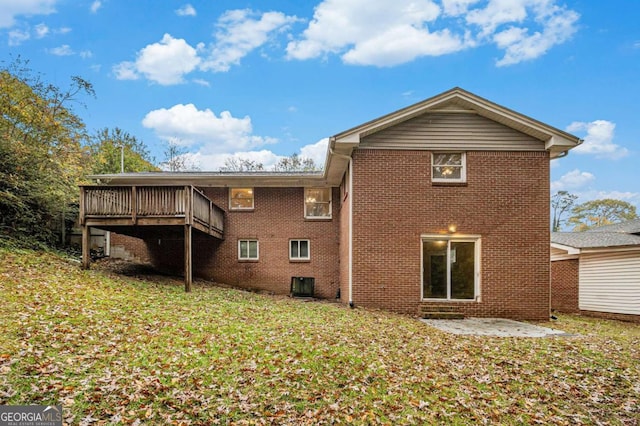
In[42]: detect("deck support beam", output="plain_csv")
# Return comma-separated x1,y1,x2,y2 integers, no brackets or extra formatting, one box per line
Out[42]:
81,225,91,270
184,224,192,292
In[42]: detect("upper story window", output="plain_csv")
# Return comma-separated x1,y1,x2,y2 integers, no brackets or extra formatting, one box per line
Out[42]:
230,188,254,210
432,153,466,183
305,188,332,219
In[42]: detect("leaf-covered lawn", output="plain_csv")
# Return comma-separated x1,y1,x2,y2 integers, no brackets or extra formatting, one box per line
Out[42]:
0,249,638,425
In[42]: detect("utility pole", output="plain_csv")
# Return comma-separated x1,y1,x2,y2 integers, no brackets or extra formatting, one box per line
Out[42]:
120,145,124,173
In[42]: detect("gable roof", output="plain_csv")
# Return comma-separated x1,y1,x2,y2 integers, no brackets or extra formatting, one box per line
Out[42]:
551,218,640,251
330,87,581,159
552,232,640,250
584,218,640,234
90,87,581,187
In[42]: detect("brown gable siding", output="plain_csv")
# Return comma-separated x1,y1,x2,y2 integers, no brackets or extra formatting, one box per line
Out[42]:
360,112,544,151
350,149,551,320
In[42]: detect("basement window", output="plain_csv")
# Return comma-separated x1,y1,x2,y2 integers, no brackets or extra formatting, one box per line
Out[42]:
238,239,259,260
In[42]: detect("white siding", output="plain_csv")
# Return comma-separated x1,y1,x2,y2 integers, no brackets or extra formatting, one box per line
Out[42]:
579,250,640,315
360,112,545,151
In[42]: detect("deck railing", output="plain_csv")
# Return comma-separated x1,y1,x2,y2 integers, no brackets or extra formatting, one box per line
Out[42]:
80,185,224,235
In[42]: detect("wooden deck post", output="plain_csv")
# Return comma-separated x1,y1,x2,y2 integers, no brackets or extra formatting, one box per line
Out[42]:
81,225,91,270
184,224,192,292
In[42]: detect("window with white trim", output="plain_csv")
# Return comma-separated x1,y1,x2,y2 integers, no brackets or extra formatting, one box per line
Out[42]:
305,188,331,219
422,236,479,300
432,153,466,183
238,239,258,260
230,188,254,210
290,239,310,260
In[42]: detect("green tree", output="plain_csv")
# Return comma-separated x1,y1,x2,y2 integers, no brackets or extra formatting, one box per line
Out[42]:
87,127,157,174
551,191,578,231
567,199,638,231
0,57,94,245
273,153,319,172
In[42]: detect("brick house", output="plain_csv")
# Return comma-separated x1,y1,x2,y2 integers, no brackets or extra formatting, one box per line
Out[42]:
80,88,580,320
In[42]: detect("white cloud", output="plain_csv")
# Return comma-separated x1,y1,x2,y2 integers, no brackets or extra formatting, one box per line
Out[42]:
287,0,579,67
442,0,481,17
0,0,57,28
90,1,102,14
300,138,329,168
113,34,202,85
79,50,93,59
287,0,447,64
201,9,300,72
567,120,629,159
47,44,74,56
493,8,580,66
551,169,595,192
192,78,210,87
8,28,30,46
34,22,49,38
112,61,138,80
176,4,196,17
142,103,277,154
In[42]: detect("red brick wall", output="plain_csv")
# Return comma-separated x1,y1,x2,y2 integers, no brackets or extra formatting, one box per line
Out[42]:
350,149,551,320
550,259,579,313
110,233,151,263
144,187,341,299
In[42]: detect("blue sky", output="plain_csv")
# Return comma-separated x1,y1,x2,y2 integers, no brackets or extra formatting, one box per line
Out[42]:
1,0,639,210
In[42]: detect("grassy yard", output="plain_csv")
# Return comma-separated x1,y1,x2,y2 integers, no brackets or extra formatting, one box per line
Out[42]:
0,249,638,425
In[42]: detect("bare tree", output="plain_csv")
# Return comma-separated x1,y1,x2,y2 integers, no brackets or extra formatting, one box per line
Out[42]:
273,153,319,172
160,141,199,171
220,157,264,172
551,191,578,231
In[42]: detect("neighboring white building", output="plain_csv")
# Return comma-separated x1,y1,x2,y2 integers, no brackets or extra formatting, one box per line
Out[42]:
551,219,640,319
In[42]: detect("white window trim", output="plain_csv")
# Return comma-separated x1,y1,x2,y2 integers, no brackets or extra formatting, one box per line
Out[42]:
238,239,259,260
229,188,255,211
420,234,481,302
304,188,332,219
431,152,467,183
289,239,310,261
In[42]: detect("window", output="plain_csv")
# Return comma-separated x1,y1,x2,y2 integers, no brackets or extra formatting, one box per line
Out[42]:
238,239,258,260
290,240,310,260
230,188,254,210
305,188,331,218
432,153,466,183
422,236,479,300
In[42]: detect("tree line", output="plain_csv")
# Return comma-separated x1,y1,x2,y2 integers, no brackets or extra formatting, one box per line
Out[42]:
551,191,638,232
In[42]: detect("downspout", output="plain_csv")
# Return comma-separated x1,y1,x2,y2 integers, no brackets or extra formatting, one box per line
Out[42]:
330,145,355,308
347,157,353,308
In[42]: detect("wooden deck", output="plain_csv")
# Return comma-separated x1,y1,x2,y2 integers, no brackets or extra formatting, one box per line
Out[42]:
79,185,224,291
